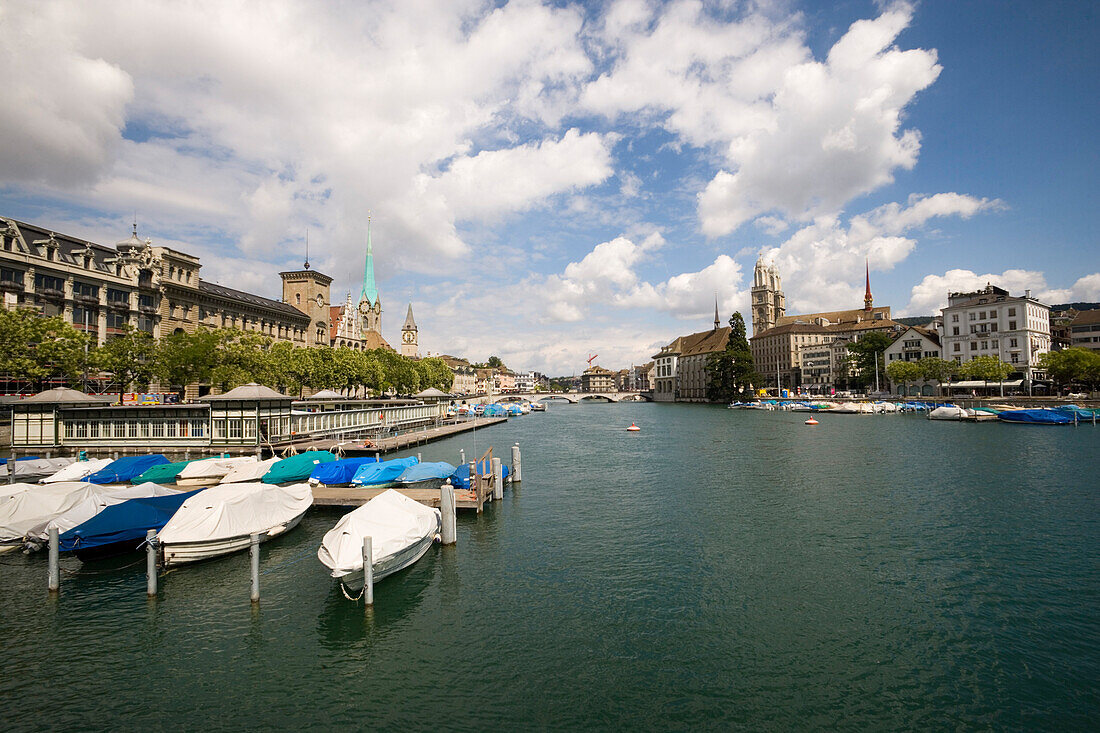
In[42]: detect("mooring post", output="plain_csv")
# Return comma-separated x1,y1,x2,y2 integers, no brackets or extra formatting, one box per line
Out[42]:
48,526,60,594
146,529,158,597
46,450,51,459
7,450,14,484
417,452,421,463
460,449,466,465
113,451,119,461
440,481,456,545
492,456,503,500
511,443,522,483
249,533,260,604
362,537,374,607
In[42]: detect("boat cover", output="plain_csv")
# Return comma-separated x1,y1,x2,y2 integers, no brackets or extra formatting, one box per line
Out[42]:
0,483,96,542
0,456,40,466
997,409,1073,425
261,451,337,484
1053,405,1098,419
60,490,203,552
397,461,457,484
929,406,967,420
84,455,170,484
350,457,418,486
317,489,440,576
40,458,113,484
0,483,44,502
221,457,279,484
0,457,75,480
177,456,257,481
131,460,196,484
310,457,381,485
448,461,510,490
29,482,182,541
158,482,314,544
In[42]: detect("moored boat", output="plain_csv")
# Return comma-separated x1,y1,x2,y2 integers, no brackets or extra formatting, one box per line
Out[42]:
0,482,95,552
84,455,170,484
261,451,337,484
23,482,182,550
394,461,457,490
317,489,441,594
309,456,381,486
220,456,279,484
350,456,419,488
61,490,203,560
176,456,259,487
928,405,967,420
0,457,75,482
39,457,113,484
997,408,1073,425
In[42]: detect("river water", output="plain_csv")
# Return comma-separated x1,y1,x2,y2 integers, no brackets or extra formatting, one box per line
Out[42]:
1,403,1097,730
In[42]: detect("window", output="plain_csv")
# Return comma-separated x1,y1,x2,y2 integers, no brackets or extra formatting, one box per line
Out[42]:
1011,353,1019,364
979,311,986,319
989,310,997,319
106,288,129,304
1009,321,1017,330
1010,338,1018,347
990,323,998,332
1008,307,1016,316
952,314,959,322
952,327,959,335
106,312,128,329
213,420,226,439
969,312,976,320
0,267,24,285
981,341,988,350
991,340,998,348
953,343,961,352
34,273,65,292
228,420,242,439
970,342,977,351
137,316,155,333
73,281,99,298
296,293,301,305
150,421,165,438
138,294,156,308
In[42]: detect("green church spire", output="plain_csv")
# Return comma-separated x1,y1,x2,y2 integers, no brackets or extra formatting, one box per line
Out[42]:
361,215,379,306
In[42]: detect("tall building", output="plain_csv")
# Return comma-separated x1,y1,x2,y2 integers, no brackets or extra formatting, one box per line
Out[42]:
322,217,392,351
939,284,1051,383
400,303,418,357
751,257,786,335
280,265,333,347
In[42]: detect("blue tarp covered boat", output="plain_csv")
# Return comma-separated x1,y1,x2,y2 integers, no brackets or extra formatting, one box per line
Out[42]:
84,455,170,484
310,457,381,485
1053,405,1098,420
997,409,1073,425
350,457,419,487
396,461,457,488
60,489,203,559
448,461,510,490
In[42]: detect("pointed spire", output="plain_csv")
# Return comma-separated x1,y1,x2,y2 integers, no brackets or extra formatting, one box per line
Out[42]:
864,258,873,311
361,214,379,306
403,303,417,330
304,230,310,270
714,293,720,330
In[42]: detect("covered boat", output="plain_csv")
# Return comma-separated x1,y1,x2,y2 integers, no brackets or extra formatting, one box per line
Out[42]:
447,460,510,490
350,457,419,487
261,451,337,484
997,409,1073,425
309,457,381,486
24,482,182,548
221,456,279,484
157,482,314,565
395,461,457,490
40,458,113,484
176,456,259,487
928,405,967,421
60,490,203,560
0,482,95,552
317,489,441,593
131,459,196,484
0,457,75,481
84,455,170,484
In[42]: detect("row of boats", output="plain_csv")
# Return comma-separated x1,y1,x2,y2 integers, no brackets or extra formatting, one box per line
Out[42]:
452,401,542,418
729,400,936,413
927,404,1098,424
0,450,504,595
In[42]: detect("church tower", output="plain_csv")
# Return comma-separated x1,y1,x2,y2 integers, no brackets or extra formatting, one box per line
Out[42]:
357,216,383,334
864,259,873,312
751,257,785,335
400,303,418,358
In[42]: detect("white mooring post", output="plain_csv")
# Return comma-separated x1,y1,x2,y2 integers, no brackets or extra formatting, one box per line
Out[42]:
48,527,60,594
417,452,421,462
8,451,14,485
146,529,158,596
460,449,466,465
440,481,456,545
492,457,503,500
511,443,522,483
362,537,374,607
249,533,260,604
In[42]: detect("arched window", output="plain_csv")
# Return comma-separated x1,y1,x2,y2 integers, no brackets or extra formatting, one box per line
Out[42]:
296,293,301,305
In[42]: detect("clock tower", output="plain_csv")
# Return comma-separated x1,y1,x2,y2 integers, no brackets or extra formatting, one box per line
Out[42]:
280,265,333,346
400,303,418,358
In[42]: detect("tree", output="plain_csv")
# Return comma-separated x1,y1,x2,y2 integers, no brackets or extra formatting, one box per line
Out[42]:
917,357,957,395
846,332,893,390
0,308,89,390
486,355,504,369
156,328,221,397
93,325,157,396
210,329,272,392
706,312,762,402
885,360,922,395
960,355,1014,395
1038,348,1100,390
416,357,455,392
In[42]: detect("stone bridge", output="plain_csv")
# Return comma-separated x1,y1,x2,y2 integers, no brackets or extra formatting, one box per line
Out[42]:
496,391,652,404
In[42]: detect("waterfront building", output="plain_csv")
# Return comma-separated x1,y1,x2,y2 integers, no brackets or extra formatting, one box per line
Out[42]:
751,257,786,335
321,218,391,352
1069,309,1100,352
437,355,477,395
475,368,496,395
651,340,680,401
884,326,941,363
400,304,418,357
650,309,732,402
580,365,615,392
939,284,1051,384
494,369,516,393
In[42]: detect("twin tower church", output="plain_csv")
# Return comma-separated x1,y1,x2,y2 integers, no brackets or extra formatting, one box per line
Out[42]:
280,221,419,357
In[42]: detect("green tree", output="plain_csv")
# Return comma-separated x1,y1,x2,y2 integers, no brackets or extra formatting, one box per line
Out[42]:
846,332,894,390
156,328,221,397
705,312,762,402
886,359,922,395
93,325,156,396
485,355,504,369
917,357,957,395
416,357,455,392
0,308,89,390
1039,348,1100,390
960,355,1014,395
210,329,272,392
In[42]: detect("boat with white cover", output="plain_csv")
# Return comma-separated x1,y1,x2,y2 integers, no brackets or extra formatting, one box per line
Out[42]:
175,456,259,487
317,489,440,594
219,457,278,484
39,458,113,484
157,482,313,566
0,457,75,481
0,482,95,552
929,405,968,420
23,482,181,550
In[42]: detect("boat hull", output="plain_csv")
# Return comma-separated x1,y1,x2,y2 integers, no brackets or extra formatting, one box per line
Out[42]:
161,508,307,566
334,522,439,592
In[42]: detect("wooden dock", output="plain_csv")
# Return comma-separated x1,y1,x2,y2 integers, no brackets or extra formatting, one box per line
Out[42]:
279,416,508,455
312,475,501,512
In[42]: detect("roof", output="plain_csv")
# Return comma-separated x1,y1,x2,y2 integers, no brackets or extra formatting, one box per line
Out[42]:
403,304,416,330
1072,309,1100,326
414,387,450,398
655,326,731,358
5,218,119,275
204,383,292,401
308,389,343,399
19,387,113,404
775,306,891,328
361,330,393,351
198,280,309,321
361,221,379,306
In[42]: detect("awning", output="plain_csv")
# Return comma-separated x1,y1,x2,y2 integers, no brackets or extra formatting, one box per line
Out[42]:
949,379,1024,388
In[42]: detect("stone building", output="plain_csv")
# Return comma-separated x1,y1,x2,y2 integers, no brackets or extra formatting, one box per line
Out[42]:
400,304,418,357
650,309,732,402
939,284,1051,383
580,365,615,392
1069,309,1100,352
751,257,786,335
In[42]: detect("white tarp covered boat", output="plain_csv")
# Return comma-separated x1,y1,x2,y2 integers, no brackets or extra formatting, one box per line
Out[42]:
176,456,258,487
157,482,313,566
0,457,76,481
39,458,113,484
929,405,968,421
0,482,95,552
219,457,278,484
317,489,441,593
24,482,182,548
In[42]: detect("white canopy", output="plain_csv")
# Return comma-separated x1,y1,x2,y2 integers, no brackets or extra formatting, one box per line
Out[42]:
29,482,181,541
317,490,440,577
0,483,96,543
220,457,278,484
40,458,113,484
949,380,1025,388
158,483,313,545
0,457,75,480
177,456,258,481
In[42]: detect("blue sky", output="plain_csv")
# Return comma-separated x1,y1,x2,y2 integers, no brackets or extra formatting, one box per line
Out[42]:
1,0,1096,374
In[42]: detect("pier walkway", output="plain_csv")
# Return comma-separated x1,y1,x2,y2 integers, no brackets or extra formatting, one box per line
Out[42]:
279,416,508,455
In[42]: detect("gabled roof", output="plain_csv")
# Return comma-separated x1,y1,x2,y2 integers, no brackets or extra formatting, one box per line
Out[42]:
21,387,112,404
205,383,292,401
199,280,309,320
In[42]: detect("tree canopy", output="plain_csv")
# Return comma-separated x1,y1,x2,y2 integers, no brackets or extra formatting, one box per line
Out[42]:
845,332,893,388
705,312,761,402
0,308,89,390
1038,348,1100,389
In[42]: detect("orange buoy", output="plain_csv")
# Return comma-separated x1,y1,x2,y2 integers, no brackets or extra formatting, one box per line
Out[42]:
627,422,641,431
805,418,819,425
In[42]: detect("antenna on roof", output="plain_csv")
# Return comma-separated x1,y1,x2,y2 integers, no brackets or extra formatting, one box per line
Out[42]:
304,230,310,270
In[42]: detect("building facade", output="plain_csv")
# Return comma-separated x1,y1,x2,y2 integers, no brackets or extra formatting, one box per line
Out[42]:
939,284,1051,382
580,365,615,392
400,304,418,357
751,257,786,336
1069,309,1100,352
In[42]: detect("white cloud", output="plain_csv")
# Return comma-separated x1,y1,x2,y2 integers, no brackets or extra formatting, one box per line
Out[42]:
904,269,1100,316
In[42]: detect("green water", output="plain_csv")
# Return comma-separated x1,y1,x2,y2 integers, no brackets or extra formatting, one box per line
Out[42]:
1,404,1097,730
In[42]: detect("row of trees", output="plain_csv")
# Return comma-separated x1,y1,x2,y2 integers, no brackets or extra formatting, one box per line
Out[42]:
885,355,1014,394
1038,348,1100,389
0,308,453,397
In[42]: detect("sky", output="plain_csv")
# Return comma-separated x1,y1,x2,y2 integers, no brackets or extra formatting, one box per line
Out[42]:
1,0,1097,375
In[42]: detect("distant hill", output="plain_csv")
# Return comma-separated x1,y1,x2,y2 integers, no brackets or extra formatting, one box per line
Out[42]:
1050,302,1100,312
894,316,934,327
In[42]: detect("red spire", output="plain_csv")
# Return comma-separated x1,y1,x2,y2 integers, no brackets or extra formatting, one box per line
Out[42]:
864,259,873,311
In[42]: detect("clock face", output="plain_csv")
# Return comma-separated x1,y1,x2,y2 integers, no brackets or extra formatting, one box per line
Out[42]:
315,294,324,306
403,331,414,343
